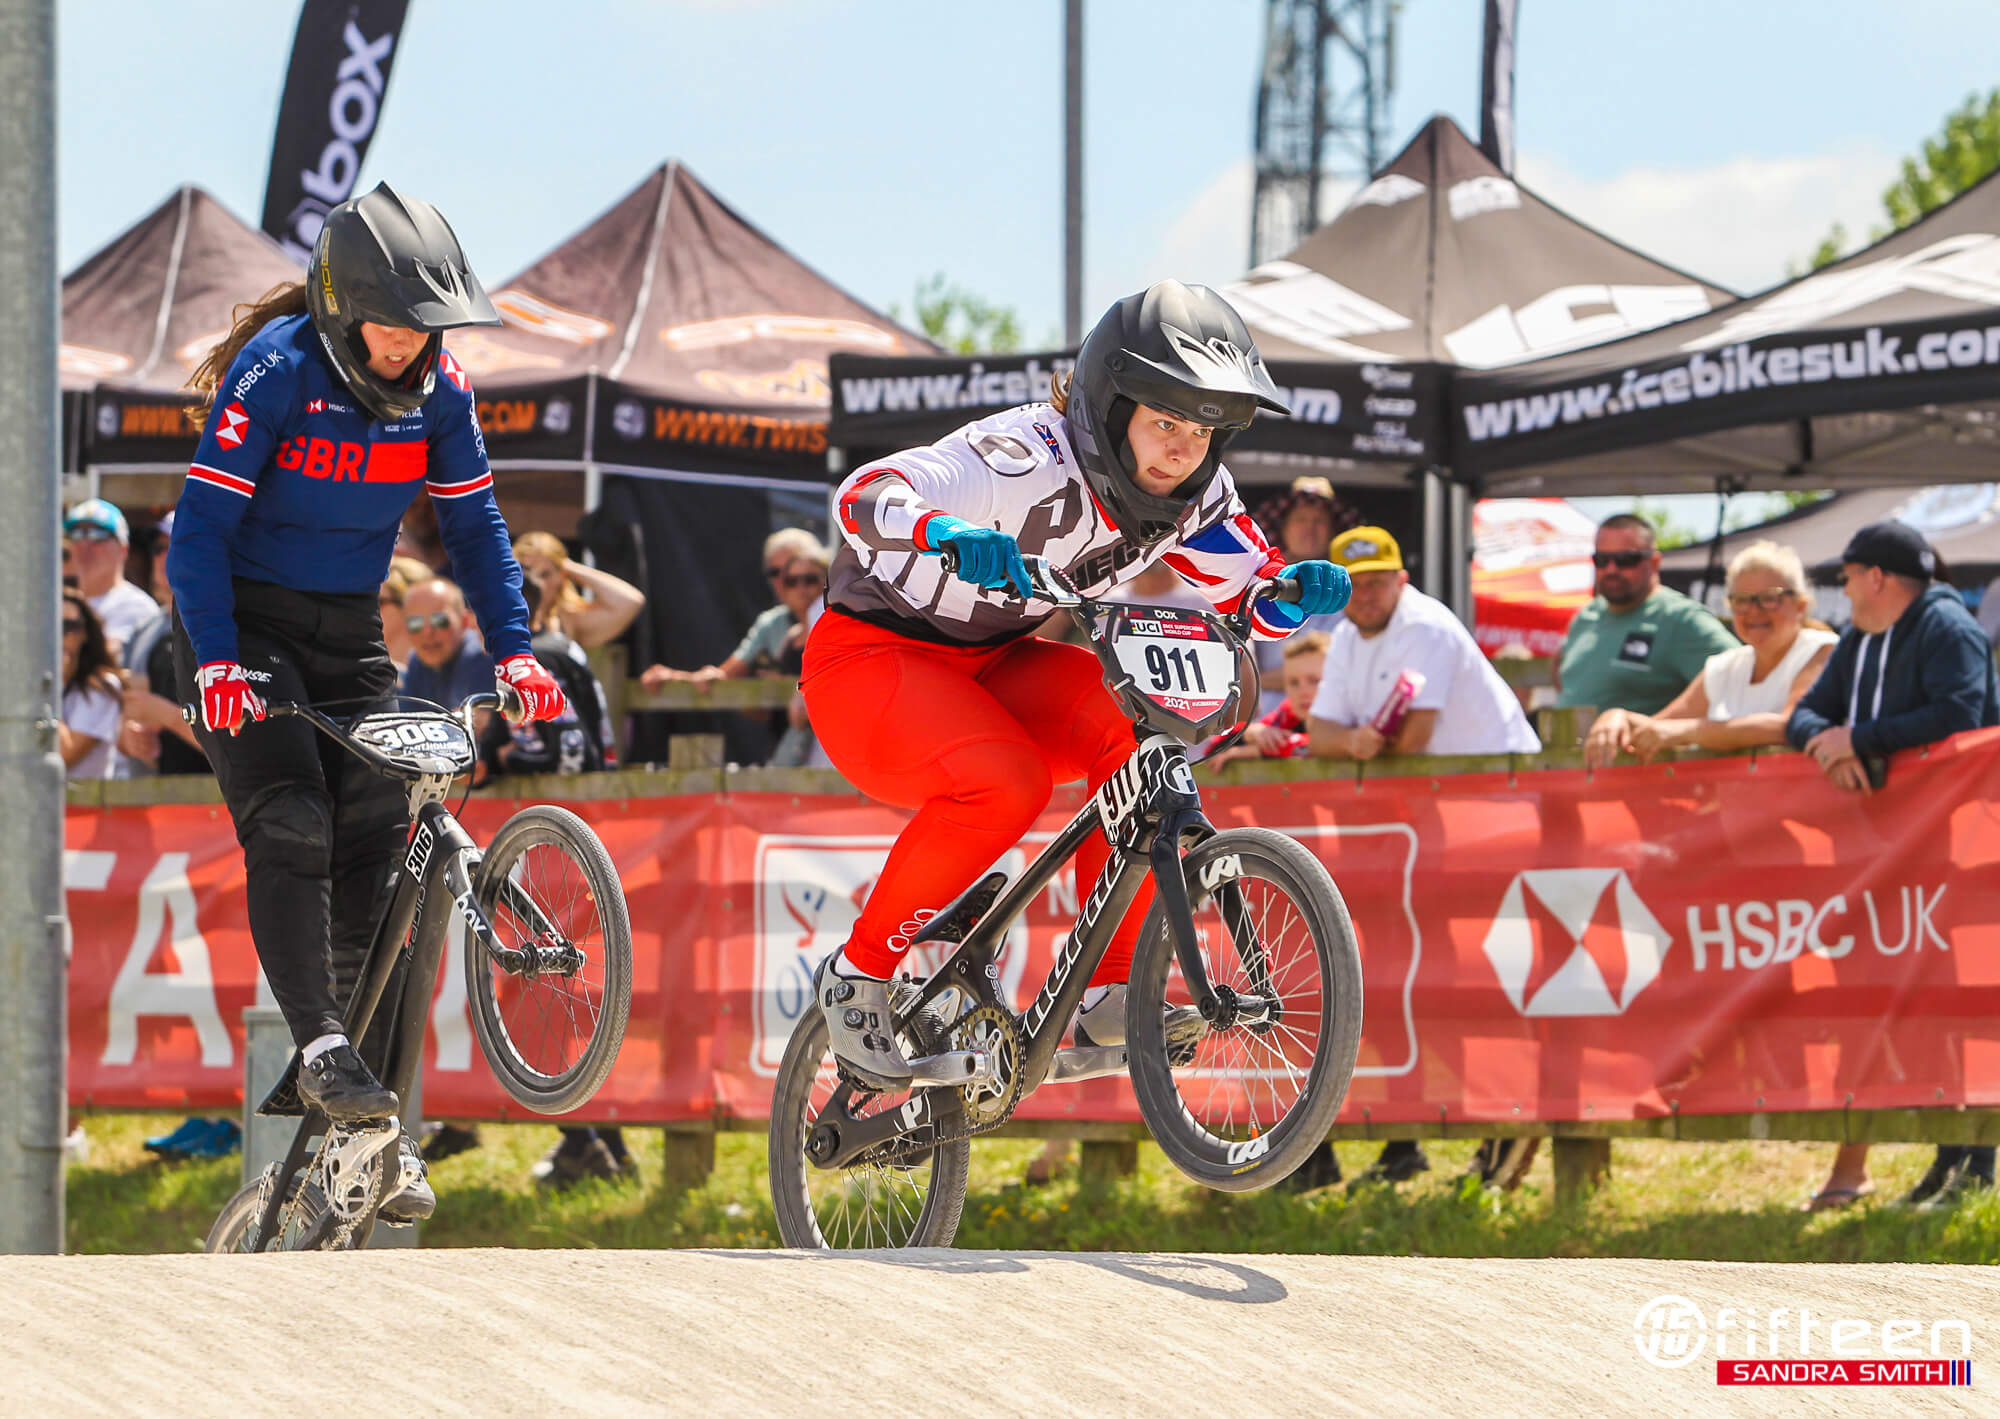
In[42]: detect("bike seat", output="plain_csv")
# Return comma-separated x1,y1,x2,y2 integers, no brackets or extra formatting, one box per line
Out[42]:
256,1056,306,1117
908,871,1007,947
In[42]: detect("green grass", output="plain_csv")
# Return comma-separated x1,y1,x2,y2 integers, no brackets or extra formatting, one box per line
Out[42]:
65,1114,2000,1261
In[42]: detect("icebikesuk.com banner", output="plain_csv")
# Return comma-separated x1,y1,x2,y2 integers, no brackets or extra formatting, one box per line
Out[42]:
63,732,2000,1122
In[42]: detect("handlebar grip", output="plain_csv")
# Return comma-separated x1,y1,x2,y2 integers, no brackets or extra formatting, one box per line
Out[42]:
939,543,960,574
1260,577,1305,604
496,681,526,724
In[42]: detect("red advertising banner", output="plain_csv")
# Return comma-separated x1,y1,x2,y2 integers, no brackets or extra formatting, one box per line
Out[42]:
65,730,2000,1124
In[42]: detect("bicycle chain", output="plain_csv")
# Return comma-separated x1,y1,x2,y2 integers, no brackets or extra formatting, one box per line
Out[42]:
834,1001,1028,1163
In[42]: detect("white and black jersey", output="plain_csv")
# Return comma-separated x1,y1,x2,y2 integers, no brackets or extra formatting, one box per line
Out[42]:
830,403,1293,645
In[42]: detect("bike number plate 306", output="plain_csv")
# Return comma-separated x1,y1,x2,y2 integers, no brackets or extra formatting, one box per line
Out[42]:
1111,608,1235,720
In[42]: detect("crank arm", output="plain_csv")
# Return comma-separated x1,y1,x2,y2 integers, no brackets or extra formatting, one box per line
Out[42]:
905,1048,996,1087
1049,1043,1128,1084
806,1086,966,1171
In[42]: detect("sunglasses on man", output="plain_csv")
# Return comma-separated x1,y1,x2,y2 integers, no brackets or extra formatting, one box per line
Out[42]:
781,571,825,589
66,526,117,544
404,611,456,633
1591,550,1649,569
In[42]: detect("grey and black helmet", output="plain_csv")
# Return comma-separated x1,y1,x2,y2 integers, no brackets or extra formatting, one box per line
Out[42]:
305,182,502,421
1066,281,1289,546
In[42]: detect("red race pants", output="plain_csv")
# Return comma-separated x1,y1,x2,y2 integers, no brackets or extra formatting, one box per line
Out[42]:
802,611,1153,983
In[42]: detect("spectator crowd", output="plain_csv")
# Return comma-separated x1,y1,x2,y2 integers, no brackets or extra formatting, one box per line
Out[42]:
55,471,1999,1212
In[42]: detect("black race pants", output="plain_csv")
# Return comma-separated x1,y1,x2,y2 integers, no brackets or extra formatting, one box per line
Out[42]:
173,582,407,1049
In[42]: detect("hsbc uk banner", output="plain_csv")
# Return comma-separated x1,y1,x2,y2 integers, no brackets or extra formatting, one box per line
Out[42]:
62,731,2000,1123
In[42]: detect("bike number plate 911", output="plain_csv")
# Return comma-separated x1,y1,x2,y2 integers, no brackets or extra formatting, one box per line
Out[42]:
1109,608,1236,721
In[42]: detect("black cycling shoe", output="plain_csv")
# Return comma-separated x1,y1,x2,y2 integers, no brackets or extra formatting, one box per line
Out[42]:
297,1044,399,1122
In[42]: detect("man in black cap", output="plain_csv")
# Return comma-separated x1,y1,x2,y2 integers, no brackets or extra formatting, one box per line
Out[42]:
1787,519,1997,1210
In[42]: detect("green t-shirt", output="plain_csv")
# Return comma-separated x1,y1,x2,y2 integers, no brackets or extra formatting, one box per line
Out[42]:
733,603,801,672
1555,586,1738,715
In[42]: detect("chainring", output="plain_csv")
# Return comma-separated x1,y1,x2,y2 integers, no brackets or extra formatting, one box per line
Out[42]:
951,1004,1026,1129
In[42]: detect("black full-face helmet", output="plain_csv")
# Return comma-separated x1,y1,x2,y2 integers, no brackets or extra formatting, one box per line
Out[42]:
1066,280,1290,546
305,182,502,421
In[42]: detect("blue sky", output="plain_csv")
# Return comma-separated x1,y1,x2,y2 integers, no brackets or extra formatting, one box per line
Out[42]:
61,0,2000,333
56,1,2000,529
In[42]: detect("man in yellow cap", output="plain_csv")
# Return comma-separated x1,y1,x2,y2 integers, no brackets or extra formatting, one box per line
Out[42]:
1307,526,1539,761
1281,526,1541,1196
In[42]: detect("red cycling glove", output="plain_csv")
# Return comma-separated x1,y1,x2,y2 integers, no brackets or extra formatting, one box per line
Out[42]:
195,661,267,736
496,653,567,725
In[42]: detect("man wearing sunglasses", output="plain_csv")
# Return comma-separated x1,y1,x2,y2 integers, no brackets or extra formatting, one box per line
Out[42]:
63,498,160,659
400,576,494,711
1555,513,1737,717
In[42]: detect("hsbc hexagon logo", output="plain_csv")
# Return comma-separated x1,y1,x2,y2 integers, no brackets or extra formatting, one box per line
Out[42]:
215,401,250,448
440,349,471,393
1482,869,1671,1017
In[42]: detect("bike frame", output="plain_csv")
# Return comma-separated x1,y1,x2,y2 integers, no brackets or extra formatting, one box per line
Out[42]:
811,728,1261,1170
246,702,536,1249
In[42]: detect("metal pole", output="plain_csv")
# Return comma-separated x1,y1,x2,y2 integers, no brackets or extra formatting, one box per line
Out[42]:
0,0,66,1255
1063,0,1083,343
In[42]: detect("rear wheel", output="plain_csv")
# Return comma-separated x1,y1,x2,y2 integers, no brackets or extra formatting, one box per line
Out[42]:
1128,828,1363,1192
466,805,633,1114
768,982,971,1249
205,1168,338,1253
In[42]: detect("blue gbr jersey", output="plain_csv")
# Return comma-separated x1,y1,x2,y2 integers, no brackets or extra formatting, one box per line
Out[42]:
167,314,531,667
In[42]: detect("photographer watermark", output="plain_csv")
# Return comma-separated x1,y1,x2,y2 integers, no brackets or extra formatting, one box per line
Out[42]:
1634,1295,1973,1386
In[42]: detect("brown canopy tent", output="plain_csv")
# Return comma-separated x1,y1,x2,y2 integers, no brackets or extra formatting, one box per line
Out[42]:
64,186,302,505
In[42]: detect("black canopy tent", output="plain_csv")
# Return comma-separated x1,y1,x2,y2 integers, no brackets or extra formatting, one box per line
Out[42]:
830,116,1733,606
1454,164,2000,497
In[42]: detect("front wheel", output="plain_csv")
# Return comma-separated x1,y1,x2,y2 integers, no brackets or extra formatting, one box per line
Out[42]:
1128,828,1363,1192
206,1168,339,1252
466,805,633,1114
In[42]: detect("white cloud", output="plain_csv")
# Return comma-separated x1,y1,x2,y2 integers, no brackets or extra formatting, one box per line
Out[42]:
1102,159,1363,312
1515,145,1901,296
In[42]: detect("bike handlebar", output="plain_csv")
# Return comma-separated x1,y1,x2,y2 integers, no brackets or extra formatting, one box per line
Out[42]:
939,544,1302,630
180,687,522,776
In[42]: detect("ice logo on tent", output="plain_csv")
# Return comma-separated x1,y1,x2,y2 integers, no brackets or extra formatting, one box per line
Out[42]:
1683,233,2000,352
95,401,120,439
542,399,572,436
1448,176,1520,222
612,400,645,440
1481,869,1670,1016
1347,174,1424,210
1891,483,2000,537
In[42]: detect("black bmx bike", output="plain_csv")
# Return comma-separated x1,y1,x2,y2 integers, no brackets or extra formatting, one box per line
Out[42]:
767,555,1364,1248
204,690,634,1252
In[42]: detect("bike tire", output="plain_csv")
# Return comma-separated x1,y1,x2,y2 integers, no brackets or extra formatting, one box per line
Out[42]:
1127,827,1363,1193
768,982,971,1249
205,1170,336,1253
466,804,633,1114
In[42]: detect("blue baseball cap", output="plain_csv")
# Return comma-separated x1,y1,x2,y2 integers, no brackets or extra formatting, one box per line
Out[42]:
64,497,129,544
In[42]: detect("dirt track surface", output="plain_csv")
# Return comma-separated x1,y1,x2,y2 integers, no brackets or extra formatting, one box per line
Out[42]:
4,1250,1996,1417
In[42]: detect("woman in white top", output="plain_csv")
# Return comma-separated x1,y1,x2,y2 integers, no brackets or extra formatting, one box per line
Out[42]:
1584,540,1836,768
60,588,128,780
